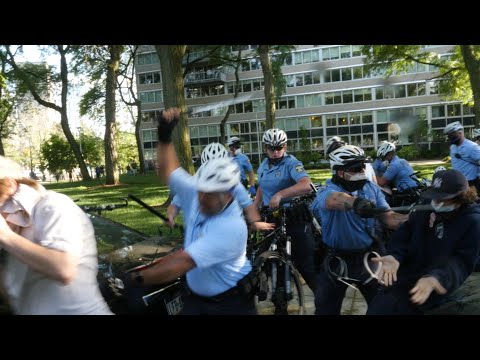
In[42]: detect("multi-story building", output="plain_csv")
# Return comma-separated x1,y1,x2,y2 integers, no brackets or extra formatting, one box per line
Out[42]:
136,45,475,167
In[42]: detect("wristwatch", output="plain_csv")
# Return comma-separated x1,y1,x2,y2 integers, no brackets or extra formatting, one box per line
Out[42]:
132,271,144,286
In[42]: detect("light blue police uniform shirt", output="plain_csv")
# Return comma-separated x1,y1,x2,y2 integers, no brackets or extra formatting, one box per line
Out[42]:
169,168,251,297
171,193,181,207
310,179,390,250
382,155,418,191
230,152,253,182
450,139,480,181
257,154,308,206
372,158,387,176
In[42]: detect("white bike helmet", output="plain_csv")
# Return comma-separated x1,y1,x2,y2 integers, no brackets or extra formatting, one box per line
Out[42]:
226,137,241,147
377,142,396,159
262,128,288,147
329,145,366,169
434,166,446,173
201,142,228,164
473,128,480,138
195,158,240,193
325,136,346,156
443,121,463,134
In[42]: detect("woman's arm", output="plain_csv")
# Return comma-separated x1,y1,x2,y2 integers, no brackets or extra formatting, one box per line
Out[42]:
0,217,78,285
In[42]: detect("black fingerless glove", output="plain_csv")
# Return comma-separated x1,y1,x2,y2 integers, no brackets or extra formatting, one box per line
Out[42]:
157,110,180,143
353,197,376,218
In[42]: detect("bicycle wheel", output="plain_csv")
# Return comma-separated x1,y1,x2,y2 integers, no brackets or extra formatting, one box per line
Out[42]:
253,250,305,315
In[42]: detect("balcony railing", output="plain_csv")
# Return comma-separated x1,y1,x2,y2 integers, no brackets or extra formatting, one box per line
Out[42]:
184,70,227,86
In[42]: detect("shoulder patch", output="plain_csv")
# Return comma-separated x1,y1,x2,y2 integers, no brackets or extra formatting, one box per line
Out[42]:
295,165,305,173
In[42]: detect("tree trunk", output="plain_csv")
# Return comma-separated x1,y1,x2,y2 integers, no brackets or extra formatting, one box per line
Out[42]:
156,45,194,175
461,45,480,127
4,45,92,180
104,45,123,185
220,50,242,145
58,46,92,181
135,101,146,174
259,45,276,129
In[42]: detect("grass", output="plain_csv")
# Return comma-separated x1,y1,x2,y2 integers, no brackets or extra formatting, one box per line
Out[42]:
45,174,181,237
45,161,447,236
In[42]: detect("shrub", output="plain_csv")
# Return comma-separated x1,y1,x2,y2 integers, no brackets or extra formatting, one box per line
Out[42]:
366,149,377,159
396,145,419,160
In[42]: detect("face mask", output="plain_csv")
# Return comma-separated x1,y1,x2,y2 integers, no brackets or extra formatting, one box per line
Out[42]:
450,136,461,145
430,200,457,213
347,173,367,181
382,160,390,167
234,148,242,155
332,174,367,193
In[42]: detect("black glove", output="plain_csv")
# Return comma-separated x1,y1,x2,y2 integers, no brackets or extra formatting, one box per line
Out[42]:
353,197,376,218
156,109,180,143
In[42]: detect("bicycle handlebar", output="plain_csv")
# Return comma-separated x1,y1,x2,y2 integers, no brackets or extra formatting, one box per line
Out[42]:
278,191,316,206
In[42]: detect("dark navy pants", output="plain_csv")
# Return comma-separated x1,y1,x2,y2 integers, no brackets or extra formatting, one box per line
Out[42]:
181,292,257,315
287,221,317,292
314,251,382,315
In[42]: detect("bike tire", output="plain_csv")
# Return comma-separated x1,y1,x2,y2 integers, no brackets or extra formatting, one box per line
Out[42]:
253,250,306,315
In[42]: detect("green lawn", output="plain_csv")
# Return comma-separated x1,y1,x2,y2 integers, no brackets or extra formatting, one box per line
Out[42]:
45,162,447,236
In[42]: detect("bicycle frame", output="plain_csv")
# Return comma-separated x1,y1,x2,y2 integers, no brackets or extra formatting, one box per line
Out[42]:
249,196,314,314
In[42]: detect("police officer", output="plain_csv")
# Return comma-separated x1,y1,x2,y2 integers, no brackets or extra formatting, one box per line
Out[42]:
227,137,256,197
444,121,480,193
253,128,316,292
129,108,257,315
372,141,390,177
376,142,419,206
473,128,480,145
325,136,377,184
166,142,274,233
310,145,408,315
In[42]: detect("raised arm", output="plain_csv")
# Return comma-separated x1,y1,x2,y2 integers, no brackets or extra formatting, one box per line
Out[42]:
156,108,181,184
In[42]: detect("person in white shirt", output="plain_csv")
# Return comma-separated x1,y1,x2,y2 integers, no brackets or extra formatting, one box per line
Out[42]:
0,156,112,315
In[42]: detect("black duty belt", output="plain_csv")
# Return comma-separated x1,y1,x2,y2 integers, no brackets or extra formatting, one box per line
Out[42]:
189,285,241,303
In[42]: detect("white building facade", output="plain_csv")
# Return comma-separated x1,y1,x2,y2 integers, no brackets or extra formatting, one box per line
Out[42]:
135,45,475,167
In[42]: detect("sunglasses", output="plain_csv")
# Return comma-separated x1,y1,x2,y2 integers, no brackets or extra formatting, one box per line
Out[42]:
345,164,365,173
267,145,285,151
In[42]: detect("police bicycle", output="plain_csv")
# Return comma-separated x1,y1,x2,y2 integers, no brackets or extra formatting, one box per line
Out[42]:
248,191,317,315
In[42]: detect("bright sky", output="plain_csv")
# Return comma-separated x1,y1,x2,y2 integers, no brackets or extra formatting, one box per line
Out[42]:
15,45,134,135
17,45,59,65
